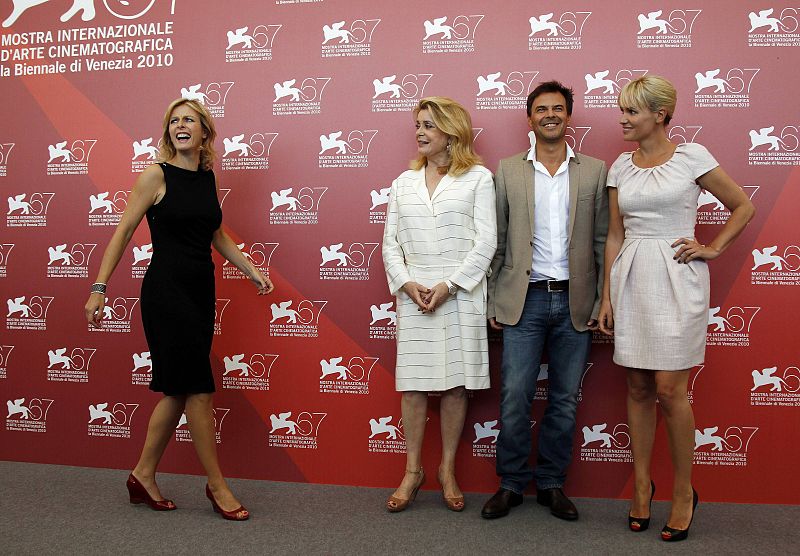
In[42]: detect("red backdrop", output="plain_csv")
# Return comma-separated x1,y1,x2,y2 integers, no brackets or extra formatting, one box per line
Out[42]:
1,0,798,504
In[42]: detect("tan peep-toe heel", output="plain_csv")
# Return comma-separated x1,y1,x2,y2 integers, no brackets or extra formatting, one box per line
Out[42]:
438,470,465,512
386,468,425,513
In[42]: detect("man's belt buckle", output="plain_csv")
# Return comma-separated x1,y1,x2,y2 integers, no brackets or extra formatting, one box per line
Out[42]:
546,280,567,292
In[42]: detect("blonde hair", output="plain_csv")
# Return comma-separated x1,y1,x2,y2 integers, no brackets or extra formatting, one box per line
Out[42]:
159,98,217,171
618,75,677,126
410,96,482,176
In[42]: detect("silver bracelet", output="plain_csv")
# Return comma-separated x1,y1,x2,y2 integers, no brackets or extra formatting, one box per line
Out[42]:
90,282,107,295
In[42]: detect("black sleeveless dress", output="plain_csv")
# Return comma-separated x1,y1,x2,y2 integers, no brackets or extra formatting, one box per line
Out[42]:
141,163,222,395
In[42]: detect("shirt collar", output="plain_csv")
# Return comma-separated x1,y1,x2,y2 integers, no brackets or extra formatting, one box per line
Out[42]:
525,131,575,164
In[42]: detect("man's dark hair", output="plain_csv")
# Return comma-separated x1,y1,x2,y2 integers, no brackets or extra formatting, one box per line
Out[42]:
526,81,574,116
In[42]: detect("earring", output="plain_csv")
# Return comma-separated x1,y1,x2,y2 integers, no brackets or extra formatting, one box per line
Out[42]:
446,142,451,153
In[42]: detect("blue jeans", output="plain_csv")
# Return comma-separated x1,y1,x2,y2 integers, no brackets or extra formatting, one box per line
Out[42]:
496,287,591,493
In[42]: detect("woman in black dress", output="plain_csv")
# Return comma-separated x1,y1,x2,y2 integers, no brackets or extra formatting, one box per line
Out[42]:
85,98,273,521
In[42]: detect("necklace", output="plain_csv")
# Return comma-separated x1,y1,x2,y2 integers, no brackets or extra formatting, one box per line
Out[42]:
436,165,450,175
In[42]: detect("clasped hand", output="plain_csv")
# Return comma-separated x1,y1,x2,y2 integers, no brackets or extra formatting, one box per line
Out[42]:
402,281,450,313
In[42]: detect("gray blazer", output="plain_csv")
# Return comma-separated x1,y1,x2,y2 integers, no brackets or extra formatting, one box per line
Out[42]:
487,151,608,331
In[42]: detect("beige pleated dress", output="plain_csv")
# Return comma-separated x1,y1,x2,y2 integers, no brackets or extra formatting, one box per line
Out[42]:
607,143,718,370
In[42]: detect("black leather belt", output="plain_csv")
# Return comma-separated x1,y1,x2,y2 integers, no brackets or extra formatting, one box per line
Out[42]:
529,279,569,292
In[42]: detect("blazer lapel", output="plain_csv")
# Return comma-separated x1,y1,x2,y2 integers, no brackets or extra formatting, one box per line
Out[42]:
523,157,535,235
430,173,455,202
411,169,432,210
568,156,579,239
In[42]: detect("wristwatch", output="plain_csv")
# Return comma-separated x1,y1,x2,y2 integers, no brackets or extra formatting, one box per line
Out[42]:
445,280,458,295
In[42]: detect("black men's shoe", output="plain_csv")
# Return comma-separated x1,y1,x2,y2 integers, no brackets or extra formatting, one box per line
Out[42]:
536,488,578,521
481,488,523,519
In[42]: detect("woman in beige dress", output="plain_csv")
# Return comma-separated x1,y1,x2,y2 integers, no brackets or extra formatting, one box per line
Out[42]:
382,97,496,512
597,76,754,541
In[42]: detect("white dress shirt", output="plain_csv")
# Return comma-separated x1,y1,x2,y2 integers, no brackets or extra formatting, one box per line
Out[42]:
527,133,573,281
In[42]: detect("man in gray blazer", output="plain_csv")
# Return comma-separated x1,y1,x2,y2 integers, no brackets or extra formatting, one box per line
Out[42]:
481,81,608,521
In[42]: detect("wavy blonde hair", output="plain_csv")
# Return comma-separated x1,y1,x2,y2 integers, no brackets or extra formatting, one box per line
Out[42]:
159,98,217,171
411,96,482,176
618,75,677,126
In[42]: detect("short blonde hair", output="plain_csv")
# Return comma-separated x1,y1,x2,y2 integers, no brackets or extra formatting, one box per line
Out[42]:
618,75,677,126
411,96,482,176
159,98,218,171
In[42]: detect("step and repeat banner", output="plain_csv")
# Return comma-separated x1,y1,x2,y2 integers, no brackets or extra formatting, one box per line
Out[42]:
1,1,798,504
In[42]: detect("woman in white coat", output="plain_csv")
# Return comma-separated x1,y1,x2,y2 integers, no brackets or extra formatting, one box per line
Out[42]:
382,97,497,512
